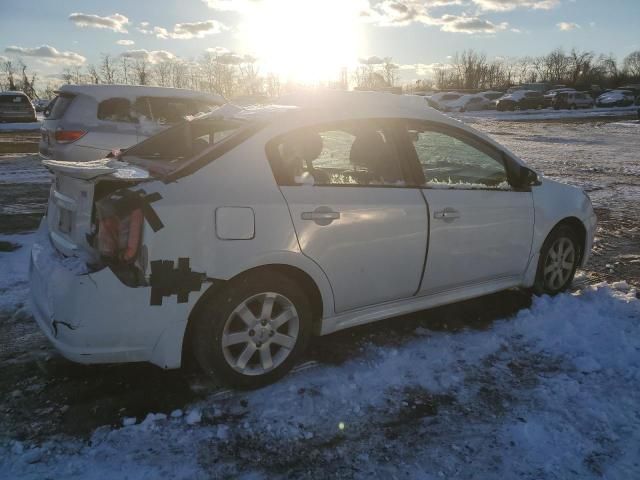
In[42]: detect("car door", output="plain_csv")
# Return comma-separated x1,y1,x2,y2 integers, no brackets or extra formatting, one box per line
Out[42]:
268,119,429,313
397,120,534,296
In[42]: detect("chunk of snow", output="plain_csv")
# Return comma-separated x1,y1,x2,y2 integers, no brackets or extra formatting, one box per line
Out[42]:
122,417,137,426
170,409,183,418
185,410,202,425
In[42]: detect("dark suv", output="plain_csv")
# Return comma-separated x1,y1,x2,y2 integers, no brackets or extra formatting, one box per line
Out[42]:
0,91,37,123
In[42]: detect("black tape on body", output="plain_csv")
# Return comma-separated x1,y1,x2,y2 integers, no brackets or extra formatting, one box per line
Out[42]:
150,258,205,306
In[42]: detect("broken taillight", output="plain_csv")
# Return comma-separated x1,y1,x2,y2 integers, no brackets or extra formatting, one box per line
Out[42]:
55,128,86,144
97,208,144,263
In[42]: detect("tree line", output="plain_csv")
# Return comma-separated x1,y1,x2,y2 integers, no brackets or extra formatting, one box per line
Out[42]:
424,48,640,92
2,47,639,100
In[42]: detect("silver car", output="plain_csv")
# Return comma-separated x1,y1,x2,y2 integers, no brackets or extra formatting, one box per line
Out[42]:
39,84,223,162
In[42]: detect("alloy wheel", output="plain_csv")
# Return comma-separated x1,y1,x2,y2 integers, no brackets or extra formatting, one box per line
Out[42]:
543,237,576,290
221,292,300,376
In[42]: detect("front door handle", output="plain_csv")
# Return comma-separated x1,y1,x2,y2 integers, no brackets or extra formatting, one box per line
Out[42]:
301,207,340,226
433,208,460,221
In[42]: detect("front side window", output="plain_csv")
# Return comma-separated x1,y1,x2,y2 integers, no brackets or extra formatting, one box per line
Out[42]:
408,125,510,190
268,120,405,187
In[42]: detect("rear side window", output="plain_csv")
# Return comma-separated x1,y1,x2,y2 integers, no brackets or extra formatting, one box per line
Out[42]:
46,94,75,119
139,97,216,125
97,97,137,123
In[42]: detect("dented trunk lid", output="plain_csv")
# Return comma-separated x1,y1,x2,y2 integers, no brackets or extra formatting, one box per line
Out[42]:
42,158,151,257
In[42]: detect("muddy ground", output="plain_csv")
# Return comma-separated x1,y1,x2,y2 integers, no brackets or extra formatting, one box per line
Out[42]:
0,117,638,449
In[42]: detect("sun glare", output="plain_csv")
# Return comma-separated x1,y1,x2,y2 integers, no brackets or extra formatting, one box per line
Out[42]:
240,0,364,83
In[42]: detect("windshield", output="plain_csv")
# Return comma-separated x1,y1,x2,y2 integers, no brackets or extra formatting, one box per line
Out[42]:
121,117,244,169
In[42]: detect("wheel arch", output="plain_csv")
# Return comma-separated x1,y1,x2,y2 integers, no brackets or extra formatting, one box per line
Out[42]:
181,263,326,368
548,216,587,264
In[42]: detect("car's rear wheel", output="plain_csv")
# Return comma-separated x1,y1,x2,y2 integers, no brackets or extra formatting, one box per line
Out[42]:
535,225,581,295
192,271,312,388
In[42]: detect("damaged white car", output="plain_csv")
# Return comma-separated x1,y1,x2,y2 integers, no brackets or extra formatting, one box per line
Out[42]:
30,92,597,388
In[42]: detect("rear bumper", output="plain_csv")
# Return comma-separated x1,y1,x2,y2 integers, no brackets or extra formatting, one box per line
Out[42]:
29,221,199,368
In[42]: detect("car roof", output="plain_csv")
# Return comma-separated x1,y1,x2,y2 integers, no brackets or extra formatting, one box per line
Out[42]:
56,84,224,104
200,91,457,124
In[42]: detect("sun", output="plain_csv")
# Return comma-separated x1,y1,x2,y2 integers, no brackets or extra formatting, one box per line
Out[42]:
239,0,364,84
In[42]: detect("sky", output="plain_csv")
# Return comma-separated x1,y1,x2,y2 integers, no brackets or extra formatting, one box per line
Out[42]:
0,0,638,84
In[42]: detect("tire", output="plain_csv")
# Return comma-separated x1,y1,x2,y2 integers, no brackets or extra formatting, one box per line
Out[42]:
192,271,313,389
534,225,582,295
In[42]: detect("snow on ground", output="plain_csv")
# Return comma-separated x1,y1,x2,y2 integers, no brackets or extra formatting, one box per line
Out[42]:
453,105,638,122
0,233,35,314
1,238,639,478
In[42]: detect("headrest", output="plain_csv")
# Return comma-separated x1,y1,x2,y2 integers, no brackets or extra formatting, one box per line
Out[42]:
349,131,386,167
282,130,323,162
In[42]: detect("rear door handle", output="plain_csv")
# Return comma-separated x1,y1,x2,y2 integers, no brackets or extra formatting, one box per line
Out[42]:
433,208,460,221
301,207,340,226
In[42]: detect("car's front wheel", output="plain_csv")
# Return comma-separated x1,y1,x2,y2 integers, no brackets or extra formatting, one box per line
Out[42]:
192,271,312,388
535,225,581,295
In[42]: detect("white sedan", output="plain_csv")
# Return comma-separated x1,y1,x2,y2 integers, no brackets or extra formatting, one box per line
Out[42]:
30,92,596,388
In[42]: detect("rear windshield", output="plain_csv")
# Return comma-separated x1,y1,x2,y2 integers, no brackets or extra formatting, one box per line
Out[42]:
46,94,75,119
122,117,243,168
0,94,28,104
441,94,461,101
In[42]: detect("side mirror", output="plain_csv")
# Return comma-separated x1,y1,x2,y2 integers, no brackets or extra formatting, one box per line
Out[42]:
519,166,541,187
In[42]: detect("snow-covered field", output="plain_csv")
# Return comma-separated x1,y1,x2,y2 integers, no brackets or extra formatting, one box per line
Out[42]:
0,116,639,479
0,233,639,478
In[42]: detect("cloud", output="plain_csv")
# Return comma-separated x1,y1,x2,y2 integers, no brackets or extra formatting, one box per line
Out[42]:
116,39,135,46
359,56,385,65
206,46,231,55
557,21,580,31
361,1,508,34
202,0,258,11
138,20,227,39
435,14,508,33
471,0,559,11
120,49,176,64
69,13,129,33
4,45,86,65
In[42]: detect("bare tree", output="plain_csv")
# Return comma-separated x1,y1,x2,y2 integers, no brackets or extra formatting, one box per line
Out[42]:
133,58,149,85
2,60,17,90
120,56,131,84
623,50,640,79
87,64,100,84
382,57,399,87
101,54,116,84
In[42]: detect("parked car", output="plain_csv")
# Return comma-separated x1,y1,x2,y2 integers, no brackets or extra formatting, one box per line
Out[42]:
30,92,596,388
0,91,37,123
595,90,635,108
543,88,576,107
39,84,223,162
478,90,505,102
32,98,50,112
496,90,546,111
552,91,594,110
442,94,493,112
426,92,464,111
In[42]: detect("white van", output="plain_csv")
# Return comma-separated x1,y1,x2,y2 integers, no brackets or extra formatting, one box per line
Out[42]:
39,85,223,162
